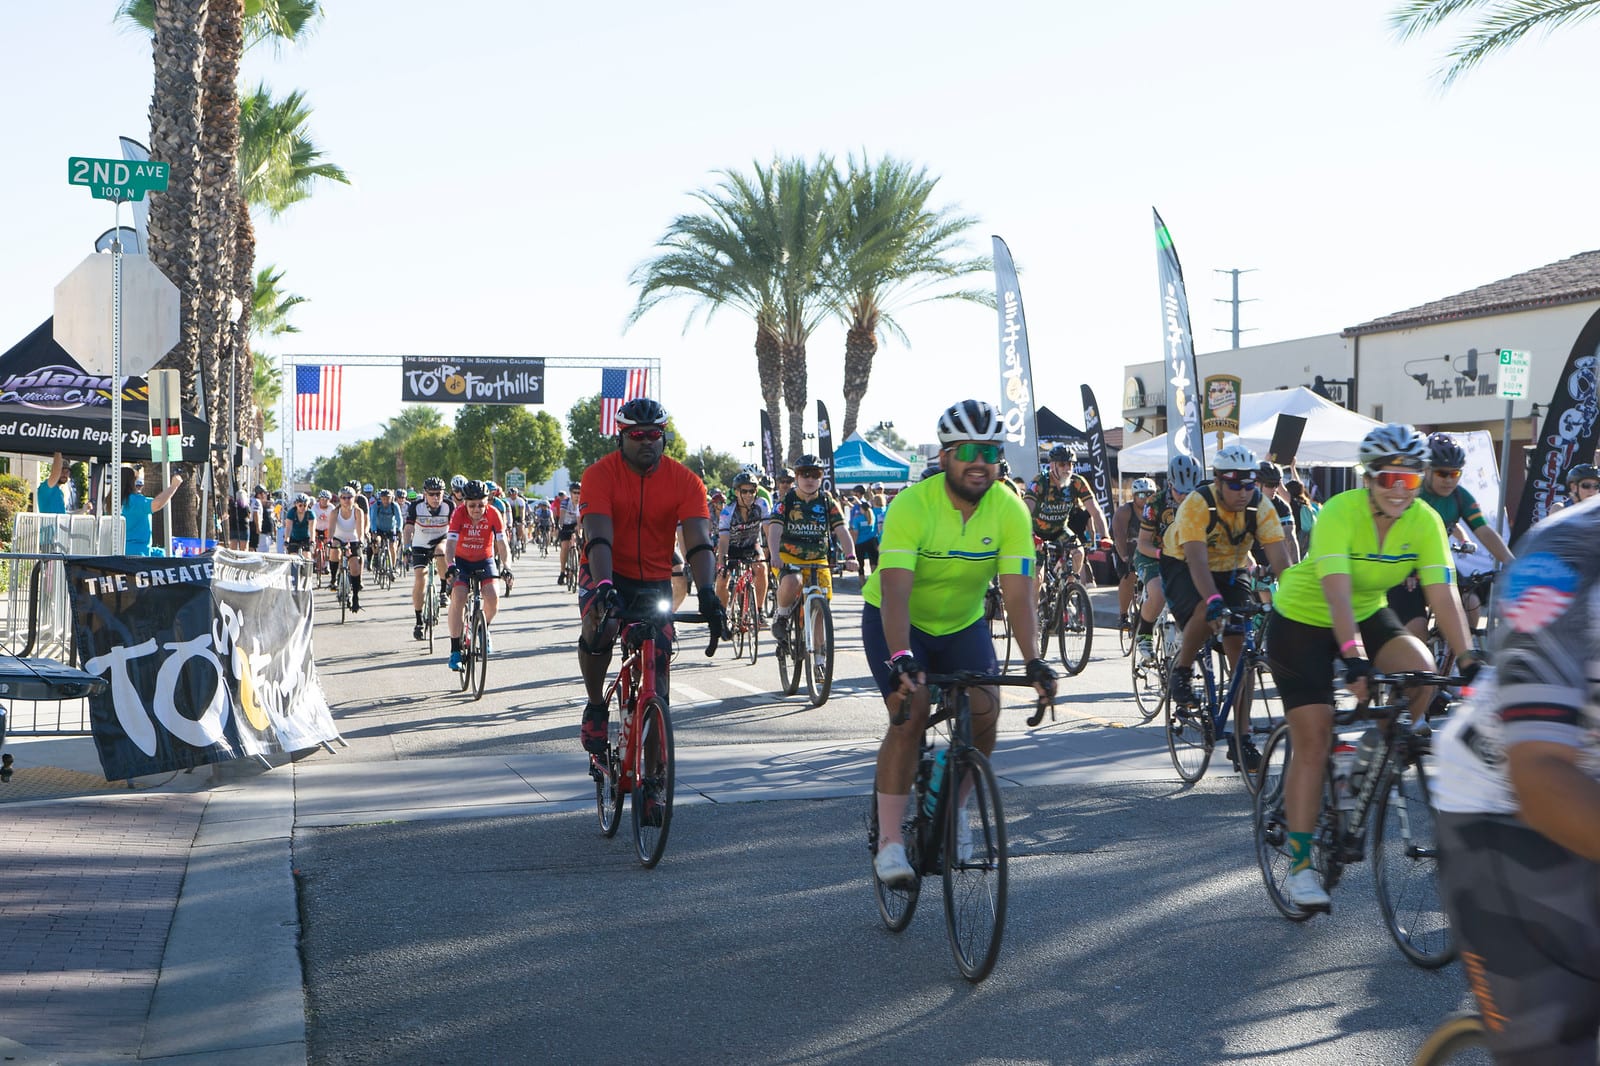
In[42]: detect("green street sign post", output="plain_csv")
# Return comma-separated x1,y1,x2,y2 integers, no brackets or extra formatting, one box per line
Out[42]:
67,156,169,202
1495,348,1533,525
505,468,526,491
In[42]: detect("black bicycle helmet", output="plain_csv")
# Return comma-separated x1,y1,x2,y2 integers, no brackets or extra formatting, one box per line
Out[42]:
1256,460,1283,487
777,467,795,481
1428,432,1467,469
732,472,757,488
423,476,444,492
462,480,487,500
615,397,668,428
1047,443,1076,464
795,453,824,472
1565,462,1600,485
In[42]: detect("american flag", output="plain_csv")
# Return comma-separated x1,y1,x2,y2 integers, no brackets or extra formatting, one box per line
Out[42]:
599,367,650,435
296,365,342,431
1502,586,1574,632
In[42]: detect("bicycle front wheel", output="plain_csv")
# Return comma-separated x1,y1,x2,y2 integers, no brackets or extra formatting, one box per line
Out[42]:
740,581,759,666
1232,661,1265,796
986,590,1012,673
1375,756,1455,968
1411,1013,1489,1065
804,599,833,707
868,791,920,932
471,613,489,701
595,710,624,838
631,697,674,867
776,618,802,697
942,749,1007,983
1253,722,1334,922
1130,628,1167,724
1118,602,1135,657
1164,672,1213,783
1056,580,1093,676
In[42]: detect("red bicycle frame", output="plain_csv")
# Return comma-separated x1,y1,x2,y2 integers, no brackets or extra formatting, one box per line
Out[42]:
595,618,665,794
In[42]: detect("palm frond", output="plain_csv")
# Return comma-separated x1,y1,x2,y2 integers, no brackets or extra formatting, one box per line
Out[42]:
1389,0,1600,85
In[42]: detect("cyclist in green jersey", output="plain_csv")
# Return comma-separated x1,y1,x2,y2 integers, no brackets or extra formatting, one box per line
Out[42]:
863,400,1057,887
1266,423,1480,911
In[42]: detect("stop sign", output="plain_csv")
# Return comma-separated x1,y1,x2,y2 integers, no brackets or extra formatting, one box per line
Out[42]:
53,252,180,377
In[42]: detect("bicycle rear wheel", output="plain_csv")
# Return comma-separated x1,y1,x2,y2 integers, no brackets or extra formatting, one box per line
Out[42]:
1231,661,1266,796
1411,1013,1489,1065
776,617,802,696
868,791,920,932
1254,722,1335,921
1056,580,1092,676
1164,668,1213,783
595,701,624,838
1130,624,1167,723
458,618,473,694
631,697,674,867
1118,601,1135,657
942,749,1007,983
740,582,758,666
1036,584,1056,658
986,588,1012,673
1375,755,1455,968
471,612,488,701
804,598,833,707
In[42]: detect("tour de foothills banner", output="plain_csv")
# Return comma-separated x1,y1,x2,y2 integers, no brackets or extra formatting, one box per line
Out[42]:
68,549,340,781
1153,209,1205,467
1510,304,1600,544
992,236,1039,478
400,356,545,405
1080,384,1111,517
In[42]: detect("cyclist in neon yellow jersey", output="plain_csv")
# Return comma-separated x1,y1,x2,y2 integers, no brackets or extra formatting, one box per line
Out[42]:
1265,423,1480,912
863,399,1057,888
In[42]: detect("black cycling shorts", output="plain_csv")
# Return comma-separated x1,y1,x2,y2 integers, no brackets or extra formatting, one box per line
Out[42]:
558,525,578,543
1265,607,1407,711
410,540,447,569
1386,577,1428,626
1158,558,1251,630
1438,811,1600,1066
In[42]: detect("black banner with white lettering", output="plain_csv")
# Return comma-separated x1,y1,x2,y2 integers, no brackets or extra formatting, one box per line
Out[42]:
68,550,339,781
1080,384,1111,517
400,356,545,405
817,399,836,498
1511,306,1600,544
760,409,777,477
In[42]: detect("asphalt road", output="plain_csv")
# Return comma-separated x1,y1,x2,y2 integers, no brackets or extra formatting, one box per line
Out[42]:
293,550,1476,1065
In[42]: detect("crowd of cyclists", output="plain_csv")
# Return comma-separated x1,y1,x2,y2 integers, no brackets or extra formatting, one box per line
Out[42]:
263,391,1597,1063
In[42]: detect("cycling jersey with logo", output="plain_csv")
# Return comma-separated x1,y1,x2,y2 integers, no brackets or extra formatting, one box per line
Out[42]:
719,499,770,551
1273,488,1453,628
406,497,454,547
1161,485,1285,572
1025,474,1092,539
559,499,580,527
1422,484,1489,532
770,489,845,563
1140,490,1185,559
862,474,1034,636
448,503,503,563
1434,503,1600,814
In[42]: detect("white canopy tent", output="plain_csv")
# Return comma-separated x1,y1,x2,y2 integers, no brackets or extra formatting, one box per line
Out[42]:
1117,387,1386,473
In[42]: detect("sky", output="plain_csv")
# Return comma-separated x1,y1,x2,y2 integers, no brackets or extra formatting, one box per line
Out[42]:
5,1,1599,477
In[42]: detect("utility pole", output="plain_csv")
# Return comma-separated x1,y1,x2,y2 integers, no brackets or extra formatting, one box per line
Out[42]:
1213,268,1258,349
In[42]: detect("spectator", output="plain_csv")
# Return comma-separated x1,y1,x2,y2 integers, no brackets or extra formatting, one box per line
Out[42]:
36,452,70,514
250,485,276,552
121,467,182,556
1286,479,1318,558
848,486,880,576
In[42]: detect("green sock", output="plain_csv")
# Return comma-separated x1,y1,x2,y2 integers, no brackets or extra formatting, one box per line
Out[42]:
1288,832,1313,873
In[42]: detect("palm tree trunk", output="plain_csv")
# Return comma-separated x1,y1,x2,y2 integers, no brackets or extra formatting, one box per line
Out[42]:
755,321,782,459
841,322,877,439
146,0,207,539
232,197,258,490
780,335,808,462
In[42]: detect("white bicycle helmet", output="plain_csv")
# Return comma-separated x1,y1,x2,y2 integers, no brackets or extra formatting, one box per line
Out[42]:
1131,477,1157,495
450,475,468,493
936,399,1004,445
1358,423,1429,475
1168,454,1205,495
1212,443,1258,474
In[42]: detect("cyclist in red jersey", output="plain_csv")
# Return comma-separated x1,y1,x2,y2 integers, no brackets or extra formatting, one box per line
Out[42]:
576,398,727,755
443,479,511,671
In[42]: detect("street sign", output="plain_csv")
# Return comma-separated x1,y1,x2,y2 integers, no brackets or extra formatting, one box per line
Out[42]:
504,468,526,491
53,253,180,376
67,156,169,202
1497,348,1531,400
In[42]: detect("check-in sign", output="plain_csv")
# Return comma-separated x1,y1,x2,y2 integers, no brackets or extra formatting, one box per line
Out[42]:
68,156,170,202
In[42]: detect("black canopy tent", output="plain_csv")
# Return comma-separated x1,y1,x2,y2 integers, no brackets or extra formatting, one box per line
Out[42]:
1034,405,1087,445
0,319,208,462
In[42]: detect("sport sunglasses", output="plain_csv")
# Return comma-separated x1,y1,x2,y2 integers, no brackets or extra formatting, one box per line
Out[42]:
1432,468,1463,479
1216,474,1256,491
948,441,1002,464
624,427,664,442
1374,469,1425,491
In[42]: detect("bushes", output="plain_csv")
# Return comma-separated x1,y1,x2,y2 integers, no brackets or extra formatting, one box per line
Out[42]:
0,474,27,548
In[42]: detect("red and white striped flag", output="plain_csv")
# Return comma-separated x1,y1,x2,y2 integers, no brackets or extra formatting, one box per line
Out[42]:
599,367,650,435
295,364,342,431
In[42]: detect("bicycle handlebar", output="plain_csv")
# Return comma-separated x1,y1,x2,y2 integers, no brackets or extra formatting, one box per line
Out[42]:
897,671,1057,729
1340,670,1466,725
670,610,722,657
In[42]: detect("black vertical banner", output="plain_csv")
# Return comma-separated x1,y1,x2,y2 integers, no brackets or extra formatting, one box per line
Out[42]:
760,410,778,477
817,399,836,498
1511,305,1600,543
1081,384,1111,517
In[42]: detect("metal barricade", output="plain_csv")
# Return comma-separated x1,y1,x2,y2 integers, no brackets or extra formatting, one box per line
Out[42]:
2,516,125,737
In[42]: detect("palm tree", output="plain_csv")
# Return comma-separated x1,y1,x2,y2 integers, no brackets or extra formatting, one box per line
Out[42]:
248,264,304,432
629,165,785,456
769,155,839,461
1390,0,1600,85
828,155,993,438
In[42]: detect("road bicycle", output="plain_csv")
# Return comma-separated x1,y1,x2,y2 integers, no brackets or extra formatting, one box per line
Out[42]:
1411,1013,1488,1064
1036,540,1092,675
1164,600,1280,793
508,523,526,561
419,555,443,655
454,569,510,701
591,603,722,867
1130,610,1180,724
1119,573,1149,658
867,671,1046,983
724,558,761,666
774,561,833,707
1254,670,1461,968
559,532,581,591
330,539,354,624
536,525,551,556
983,578,1012,673
370,536,397,591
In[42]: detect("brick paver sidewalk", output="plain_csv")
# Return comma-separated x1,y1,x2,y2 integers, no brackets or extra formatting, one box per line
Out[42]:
0,793,207,1058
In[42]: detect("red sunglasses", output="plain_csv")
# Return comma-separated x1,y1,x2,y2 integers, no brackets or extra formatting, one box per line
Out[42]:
625,427,664,442
1374,469,1424,491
